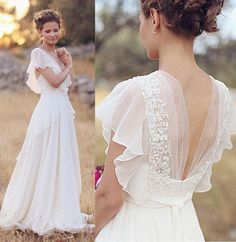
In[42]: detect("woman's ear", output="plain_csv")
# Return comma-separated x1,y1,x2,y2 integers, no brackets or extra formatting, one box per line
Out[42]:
37,29,42,37
150,8,160,33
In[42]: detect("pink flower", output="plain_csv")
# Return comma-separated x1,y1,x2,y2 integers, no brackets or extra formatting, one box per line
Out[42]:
95,165,104,189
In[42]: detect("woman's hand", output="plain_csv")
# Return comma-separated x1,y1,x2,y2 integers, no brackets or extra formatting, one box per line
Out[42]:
60,53,72,68
56,47,69,57
56,47,73,68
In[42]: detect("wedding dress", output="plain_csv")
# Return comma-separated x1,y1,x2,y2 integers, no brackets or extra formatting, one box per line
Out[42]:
0,47,88,235
96,70,236,241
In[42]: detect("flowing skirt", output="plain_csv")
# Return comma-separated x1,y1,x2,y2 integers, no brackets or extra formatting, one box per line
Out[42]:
0,92,88,235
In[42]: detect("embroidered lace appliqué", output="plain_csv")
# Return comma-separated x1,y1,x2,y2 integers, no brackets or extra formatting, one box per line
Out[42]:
140,77,171,177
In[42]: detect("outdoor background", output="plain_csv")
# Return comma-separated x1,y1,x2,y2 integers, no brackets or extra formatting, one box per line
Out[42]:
96,0,236,241
0,0,94,241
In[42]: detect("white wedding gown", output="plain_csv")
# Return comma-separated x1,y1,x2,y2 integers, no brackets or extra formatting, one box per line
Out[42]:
0,48,88,235
96,70,236,241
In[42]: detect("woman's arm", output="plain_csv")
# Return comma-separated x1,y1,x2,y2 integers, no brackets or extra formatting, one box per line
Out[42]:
56,47,75,93
95,131,126,237
36,64,72,88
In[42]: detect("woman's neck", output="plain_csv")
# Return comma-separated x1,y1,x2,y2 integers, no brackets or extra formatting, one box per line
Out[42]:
40,43,56,53
158,37,198,75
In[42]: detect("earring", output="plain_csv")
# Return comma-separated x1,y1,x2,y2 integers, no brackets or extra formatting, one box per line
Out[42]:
152,29,157,34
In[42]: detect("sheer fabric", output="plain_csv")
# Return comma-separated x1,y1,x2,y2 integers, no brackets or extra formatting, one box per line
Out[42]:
96,70,236,241
157,70,220,180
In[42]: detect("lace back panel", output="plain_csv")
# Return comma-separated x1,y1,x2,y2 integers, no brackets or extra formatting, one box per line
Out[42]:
140,71,220,181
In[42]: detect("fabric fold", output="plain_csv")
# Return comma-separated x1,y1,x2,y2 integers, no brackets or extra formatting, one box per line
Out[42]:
96,78,146,192
212,83,236,162
225,89,236,135
26,48,55,94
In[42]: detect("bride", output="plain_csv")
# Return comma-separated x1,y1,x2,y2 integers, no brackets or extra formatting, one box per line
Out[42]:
95,0,236,241
0,9,88,235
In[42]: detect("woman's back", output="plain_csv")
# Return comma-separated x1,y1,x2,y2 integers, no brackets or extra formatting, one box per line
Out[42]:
157,69,218,180
95,1,234,240
95,70,236,241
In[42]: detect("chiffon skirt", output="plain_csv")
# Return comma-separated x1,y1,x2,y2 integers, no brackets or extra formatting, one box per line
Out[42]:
0,92,88,235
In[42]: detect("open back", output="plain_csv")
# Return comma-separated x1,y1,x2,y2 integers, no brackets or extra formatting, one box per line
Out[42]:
159,70,220,180
96,69,236,204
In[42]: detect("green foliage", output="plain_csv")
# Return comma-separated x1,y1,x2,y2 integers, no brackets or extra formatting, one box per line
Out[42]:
56,37,72,47
50,0,95,45
96,27,157,82
196,40,236,88
96,0,138,51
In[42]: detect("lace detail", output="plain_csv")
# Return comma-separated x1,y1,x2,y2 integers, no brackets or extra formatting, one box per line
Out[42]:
138,74,211,197
139,76,171,177
141,163,202,197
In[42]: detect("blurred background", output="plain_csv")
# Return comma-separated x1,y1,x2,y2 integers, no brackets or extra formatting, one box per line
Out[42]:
96,0,236,241
0,0,95,101
0,0,94,241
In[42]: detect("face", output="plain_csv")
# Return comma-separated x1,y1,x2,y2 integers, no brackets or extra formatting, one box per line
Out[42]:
39,21,61,45
139,10,160,60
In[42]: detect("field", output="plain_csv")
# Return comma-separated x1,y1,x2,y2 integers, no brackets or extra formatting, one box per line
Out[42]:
95,84,236,241
0,53,95,241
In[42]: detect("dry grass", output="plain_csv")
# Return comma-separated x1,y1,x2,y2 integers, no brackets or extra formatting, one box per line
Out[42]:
0,229,94,242
72,58,95,80
193,143,236,241
0,90,94,242
95,84,110,166
95,85,236,241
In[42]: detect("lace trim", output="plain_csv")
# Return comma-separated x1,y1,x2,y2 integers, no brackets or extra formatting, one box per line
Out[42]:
146,165,202,195
139,76,171,177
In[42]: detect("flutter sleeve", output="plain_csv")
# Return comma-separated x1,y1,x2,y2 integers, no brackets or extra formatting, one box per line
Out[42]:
96,78,146,191
225,89,236,136
26,48,54,94
216,85,236,154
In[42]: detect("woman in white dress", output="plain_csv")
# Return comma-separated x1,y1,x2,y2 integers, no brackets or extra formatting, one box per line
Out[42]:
0,9,88,235
95,0,236,241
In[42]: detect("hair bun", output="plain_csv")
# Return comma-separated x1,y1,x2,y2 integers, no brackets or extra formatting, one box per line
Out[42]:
33,9,62,30
183,0,202,11
141,0,224,37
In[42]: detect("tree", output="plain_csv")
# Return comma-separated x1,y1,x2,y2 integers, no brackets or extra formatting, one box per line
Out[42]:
96,0,138,51
50,0,95,45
